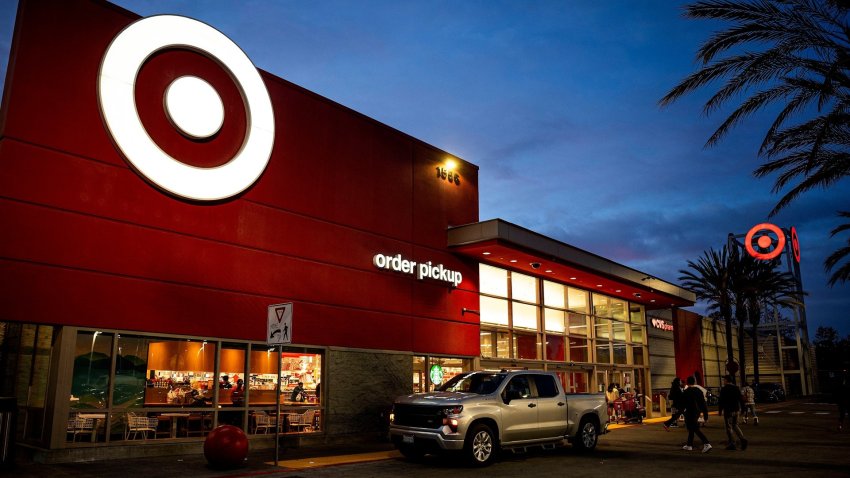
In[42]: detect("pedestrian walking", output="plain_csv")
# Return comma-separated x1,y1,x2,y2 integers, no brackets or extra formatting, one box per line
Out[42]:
741,381,758,425
719,374,748,450
680,375,712,453
663,377,683,431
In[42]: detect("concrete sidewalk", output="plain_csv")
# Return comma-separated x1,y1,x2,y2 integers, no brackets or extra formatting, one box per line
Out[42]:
7,440,399,477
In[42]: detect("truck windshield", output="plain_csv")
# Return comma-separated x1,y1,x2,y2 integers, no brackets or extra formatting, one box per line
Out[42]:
437,373,506,394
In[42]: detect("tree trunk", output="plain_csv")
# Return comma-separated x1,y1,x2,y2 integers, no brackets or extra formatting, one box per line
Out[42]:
722,299,734,375
750,302,762,385
735,299,747,385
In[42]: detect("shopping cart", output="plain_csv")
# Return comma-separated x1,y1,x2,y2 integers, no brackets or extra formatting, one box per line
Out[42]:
612,394,646,424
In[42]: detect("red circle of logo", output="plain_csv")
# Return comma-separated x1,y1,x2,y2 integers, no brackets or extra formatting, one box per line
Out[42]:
790,226,800,263
744,223,785,260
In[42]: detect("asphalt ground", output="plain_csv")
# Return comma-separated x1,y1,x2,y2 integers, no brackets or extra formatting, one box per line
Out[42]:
6,398,850,477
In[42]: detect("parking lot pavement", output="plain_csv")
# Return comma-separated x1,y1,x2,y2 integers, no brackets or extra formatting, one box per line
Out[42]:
8,399,850,477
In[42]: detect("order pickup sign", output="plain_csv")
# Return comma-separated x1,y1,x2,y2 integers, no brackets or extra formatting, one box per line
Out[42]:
268,303,293,345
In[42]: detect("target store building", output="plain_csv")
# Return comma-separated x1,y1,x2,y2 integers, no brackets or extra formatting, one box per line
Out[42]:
0,0,696,462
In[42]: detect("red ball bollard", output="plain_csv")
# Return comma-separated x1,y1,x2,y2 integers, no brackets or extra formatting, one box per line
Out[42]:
204,425,248,468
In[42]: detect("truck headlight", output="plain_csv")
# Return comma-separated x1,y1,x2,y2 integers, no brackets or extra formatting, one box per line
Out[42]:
441,406,462,432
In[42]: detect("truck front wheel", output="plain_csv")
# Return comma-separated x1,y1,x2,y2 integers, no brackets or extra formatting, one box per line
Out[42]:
465,423,497,466
573,418,599,452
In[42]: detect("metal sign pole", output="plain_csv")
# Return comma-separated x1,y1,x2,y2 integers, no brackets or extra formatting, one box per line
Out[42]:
274,344,282,466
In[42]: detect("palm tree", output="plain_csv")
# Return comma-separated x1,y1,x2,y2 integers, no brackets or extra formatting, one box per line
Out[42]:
660,0,850,284
728,247,757,384
741,260,803,384
826,211,850,285
680,247,736,367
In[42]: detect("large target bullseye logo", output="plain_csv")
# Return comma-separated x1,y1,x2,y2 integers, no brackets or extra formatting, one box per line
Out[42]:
98,15,274,201
744,223,786,261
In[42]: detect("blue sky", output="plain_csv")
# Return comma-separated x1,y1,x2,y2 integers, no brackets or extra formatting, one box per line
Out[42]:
1,1,847,336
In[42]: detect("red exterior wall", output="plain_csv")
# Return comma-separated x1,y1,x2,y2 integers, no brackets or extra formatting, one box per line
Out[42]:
0,0,480,355
672,308,704,385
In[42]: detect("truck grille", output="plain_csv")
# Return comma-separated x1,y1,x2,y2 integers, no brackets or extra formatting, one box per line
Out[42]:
393,404,444,428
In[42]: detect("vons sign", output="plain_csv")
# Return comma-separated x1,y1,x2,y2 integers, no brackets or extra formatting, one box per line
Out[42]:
372,253,463,287
651,318,673,332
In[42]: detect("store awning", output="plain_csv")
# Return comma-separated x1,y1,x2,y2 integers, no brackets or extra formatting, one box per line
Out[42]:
448,219,696,310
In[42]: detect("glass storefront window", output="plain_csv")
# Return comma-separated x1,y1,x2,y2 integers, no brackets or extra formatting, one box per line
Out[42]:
613,342,627,364
281,351,321,405
71,331,113,410
592,294,610,318
430,357,468,388
545,335,565,361
412,356,426,392
612,321,626,341
480,263,508,297
611,298,626,320
113,335,149,409
567,287,588,313
631,325,645,344
629,304,644,323
568,313,588,336
632,345,645,365
514,333,539,360
248,346,279,405
220,343,246,408
480,296,509,326
595,318,611,339
496,331,511,358
543,281,565,308
144,339,216,406
512,272,538,303
480,330,494,358
565,372,589,393
568,337,589,362
596,341,611,364
512,302,538,330
544,308,565,333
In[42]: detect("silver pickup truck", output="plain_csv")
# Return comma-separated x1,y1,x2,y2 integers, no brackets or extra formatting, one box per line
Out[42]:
389,369,608,466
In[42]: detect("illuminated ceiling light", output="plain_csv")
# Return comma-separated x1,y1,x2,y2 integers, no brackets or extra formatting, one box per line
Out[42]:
650,299,656,303
510,259,517,263
445,159,457,171
482,252,491,255
596,284,603,287
615,289,621,293
569,277,577,280
545,269,553,273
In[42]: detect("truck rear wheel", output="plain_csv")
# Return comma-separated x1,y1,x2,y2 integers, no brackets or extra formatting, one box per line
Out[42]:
465,423,497,466
573,418,598,452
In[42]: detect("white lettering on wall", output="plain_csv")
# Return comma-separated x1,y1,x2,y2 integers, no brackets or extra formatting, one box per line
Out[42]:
372,253,462,287
651,318,674,332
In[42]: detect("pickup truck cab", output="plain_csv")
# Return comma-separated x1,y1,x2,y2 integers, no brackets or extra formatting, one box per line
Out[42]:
389,369,608,466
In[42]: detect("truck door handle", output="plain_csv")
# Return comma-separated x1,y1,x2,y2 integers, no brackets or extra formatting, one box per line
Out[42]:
557,402,565,407
528,403,537,408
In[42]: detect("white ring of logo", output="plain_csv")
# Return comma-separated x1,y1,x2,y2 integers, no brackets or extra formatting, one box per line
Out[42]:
98,15,275,201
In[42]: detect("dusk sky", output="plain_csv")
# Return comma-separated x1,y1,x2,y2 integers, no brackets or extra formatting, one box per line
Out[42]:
1,1,847,336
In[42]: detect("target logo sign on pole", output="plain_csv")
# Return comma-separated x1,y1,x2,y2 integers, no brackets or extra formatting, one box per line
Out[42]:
98,15,275,201
744,223,786,261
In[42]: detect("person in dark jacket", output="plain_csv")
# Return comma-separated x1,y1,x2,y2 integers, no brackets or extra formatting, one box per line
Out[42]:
718,374,748,450
663,377,684,431
680,375,712,453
